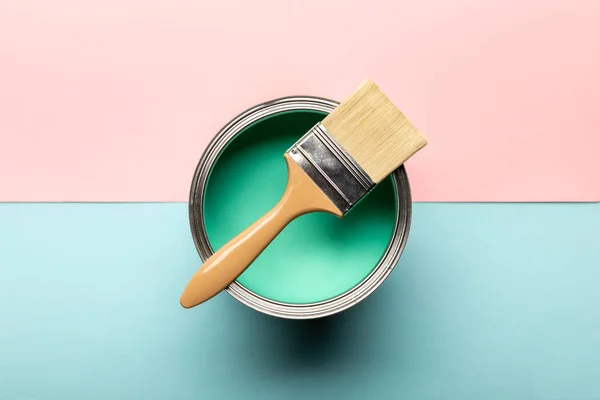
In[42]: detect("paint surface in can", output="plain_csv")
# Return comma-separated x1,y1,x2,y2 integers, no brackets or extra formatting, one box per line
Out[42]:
204,110,397,304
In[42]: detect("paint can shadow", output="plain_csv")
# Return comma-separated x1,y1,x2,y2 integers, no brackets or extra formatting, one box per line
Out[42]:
225,277,404,377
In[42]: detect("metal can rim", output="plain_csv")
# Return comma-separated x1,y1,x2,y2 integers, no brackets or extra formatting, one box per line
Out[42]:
189,96,412,319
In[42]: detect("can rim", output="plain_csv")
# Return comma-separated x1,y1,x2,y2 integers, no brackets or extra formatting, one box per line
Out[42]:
189,96,412,319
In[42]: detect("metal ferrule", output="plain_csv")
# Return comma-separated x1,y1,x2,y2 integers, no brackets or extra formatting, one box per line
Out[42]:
287,123,375,214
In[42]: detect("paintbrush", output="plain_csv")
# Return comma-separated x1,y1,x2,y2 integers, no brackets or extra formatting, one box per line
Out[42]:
180,79,427,309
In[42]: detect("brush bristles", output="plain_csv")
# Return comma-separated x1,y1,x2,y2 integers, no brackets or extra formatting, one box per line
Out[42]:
322,79,427,183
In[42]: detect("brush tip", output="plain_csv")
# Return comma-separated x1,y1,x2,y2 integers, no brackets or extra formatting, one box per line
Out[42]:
321,78,427,183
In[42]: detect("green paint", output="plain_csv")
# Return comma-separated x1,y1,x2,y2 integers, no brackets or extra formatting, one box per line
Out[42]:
204,111,397,304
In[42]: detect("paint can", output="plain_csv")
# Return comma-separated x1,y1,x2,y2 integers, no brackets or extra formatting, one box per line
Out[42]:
189,96,412,319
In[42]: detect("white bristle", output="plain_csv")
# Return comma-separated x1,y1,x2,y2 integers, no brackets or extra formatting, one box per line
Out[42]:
322,79,427,183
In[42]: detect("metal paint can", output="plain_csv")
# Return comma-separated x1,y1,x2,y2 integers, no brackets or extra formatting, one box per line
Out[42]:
189,96,412,319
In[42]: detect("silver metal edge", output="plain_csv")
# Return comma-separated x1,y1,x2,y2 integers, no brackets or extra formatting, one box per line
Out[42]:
286,123,375,213
188,96,412,320
312,123,374,190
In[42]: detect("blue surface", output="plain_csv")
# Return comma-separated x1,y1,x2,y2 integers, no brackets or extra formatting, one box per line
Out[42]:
0,203,599,399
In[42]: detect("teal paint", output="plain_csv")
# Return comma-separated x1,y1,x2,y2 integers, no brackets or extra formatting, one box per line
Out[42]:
203,111,397,304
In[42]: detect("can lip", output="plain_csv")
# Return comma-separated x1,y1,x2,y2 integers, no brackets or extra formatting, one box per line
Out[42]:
189,96,412,320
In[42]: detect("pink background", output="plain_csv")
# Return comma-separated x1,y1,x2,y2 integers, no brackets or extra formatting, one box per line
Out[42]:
1,0,598,202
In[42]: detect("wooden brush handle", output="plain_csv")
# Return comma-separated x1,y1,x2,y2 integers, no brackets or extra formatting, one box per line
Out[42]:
180,153,342,309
